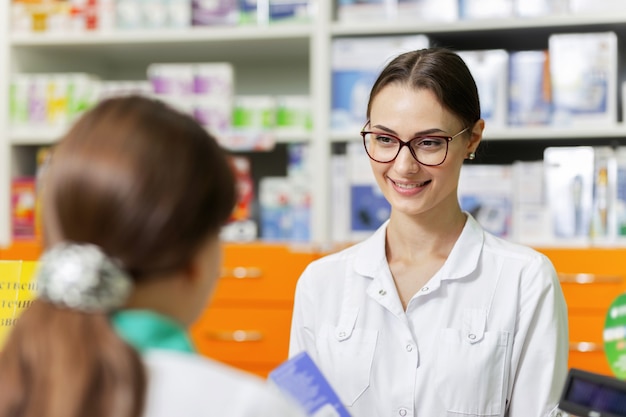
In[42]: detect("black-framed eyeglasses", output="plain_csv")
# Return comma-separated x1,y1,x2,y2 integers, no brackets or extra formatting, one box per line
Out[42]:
360,121,470,166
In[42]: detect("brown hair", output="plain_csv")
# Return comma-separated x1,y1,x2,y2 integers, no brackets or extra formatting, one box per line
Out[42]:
367,47,481,129
0,96,237,417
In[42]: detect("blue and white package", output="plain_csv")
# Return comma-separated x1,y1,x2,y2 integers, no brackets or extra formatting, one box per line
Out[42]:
269,351,351,417
508,50,552,126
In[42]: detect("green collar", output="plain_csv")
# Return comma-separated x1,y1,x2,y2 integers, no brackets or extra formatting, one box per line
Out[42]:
111,310,195,354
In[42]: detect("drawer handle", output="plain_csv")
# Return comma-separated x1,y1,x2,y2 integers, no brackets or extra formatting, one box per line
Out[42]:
205,330,263,342
569,341,604,353
221,267,263,279
558,273,623,284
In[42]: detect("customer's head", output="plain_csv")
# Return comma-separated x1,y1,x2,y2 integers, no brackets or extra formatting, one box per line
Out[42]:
44,95,236,280
0,95,237,417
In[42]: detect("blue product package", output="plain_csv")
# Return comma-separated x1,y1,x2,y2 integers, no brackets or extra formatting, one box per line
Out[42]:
270,0,311,21
350,184,390,232
239,0,261,23
331,70,377,131
269,351,351,417
460,194,511,238
508,50,552,126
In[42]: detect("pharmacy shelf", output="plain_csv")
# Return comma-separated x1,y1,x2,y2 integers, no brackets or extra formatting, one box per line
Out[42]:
1,12,323,245
332,12,626,52
10,24,312,45
8,126,311,146
9,25,312,67
3,1,626,247
1,2,10,247
331,13,626,36
483,125,626,141
330,125,626,143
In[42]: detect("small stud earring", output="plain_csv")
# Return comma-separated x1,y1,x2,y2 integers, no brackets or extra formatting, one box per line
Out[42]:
468,152,476,160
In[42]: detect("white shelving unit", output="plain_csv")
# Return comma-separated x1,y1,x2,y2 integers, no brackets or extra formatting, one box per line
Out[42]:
2,3,626,247
0,1,10,249
0,1,333,247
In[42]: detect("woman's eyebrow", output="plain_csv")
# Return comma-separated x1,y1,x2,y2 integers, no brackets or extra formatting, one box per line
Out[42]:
371,124,446,136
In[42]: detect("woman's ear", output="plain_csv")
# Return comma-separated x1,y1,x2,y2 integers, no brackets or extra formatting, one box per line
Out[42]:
181,236,223,288
181,255,200,285
467,119,485,155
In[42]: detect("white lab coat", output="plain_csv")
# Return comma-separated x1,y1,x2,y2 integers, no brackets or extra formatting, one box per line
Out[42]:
141,350,306,417
290,214,569,417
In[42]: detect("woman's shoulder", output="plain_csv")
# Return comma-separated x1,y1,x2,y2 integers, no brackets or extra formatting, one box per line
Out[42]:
141,350,304,417
481,228,546,259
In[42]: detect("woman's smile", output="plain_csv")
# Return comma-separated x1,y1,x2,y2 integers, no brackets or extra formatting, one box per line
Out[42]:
389,177,432,193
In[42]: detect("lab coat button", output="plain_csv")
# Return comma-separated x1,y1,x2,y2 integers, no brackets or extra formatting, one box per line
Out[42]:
405,344,413,352
468,333,476,340
338,331,346,338
399,408,408,416
421,287,428,292
379,289,387,296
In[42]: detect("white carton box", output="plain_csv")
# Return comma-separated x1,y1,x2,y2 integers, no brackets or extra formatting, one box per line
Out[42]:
512,160,551,245
548,32,618,127
613,148,626,242
393,0,458,22
514,0,568,17
508,50,552,126
458,49,509,130
337,0,393,22
543,146,595,242
459,0,514,19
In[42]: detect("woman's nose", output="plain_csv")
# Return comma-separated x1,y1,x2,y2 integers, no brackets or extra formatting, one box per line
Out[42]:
393,145,420,173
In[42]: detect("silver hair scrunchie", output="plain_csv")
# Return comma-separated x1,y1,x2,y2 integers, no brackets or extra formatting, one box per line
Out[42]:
35,243,133,313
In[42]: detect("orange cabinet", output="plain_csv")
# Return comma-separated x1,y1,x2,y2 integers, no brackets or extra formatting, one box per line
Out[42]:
3,240,625,379
189,242,318,377
536,248,626,377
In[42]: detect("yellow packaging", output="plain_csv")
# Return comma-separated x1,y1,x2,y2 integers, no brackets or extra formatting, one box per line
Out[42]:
0,261,38,347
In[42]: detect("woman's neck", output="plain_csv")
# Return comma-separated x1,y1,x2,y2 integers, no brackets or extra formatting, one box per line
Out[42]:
386,208,467,262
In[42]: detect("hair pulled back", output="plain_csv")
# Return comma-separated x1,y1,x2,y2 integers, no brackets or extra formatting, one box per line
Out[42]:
367,47,481,129
0,96,237,417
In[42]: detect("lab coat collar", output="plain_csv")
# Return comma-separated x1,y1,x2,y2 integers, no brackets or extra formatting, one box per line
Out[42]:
353,219,389,279
440,213,484,281
353,212,484,282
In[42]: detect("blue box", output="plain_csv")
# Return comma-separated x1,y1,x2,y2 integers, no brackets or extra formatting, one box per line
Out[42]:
269,351,351,417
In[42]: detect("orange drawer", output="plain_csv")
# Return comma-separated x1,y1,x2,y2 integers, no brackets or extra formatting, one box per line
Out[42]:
536,248,626,277
190,306,292,367
211,243,316,306
559,274,624,311
569,350,613,376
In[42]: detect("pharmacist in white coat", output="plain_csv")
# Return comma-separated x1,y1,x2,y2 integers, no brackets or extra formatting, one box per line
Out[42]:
289,47,569,417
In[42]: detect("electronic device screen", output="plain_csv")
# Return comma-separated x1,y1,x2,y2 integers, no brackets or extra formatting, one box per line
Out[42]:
559,368,626,417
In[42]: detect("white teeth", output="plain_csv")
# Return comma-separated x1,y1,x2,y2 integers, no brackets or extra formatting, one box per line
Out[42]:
395,181,426,189
390,178,430,189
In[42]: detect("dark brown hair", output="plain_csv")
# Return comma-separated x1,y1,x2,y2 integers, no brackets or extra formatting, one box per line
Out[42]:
0,96,237,417
367,47,481,129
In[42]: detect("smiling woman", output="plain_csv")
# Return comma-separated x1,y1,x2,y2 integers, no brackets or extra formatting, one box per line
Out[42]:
289,47,569,417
